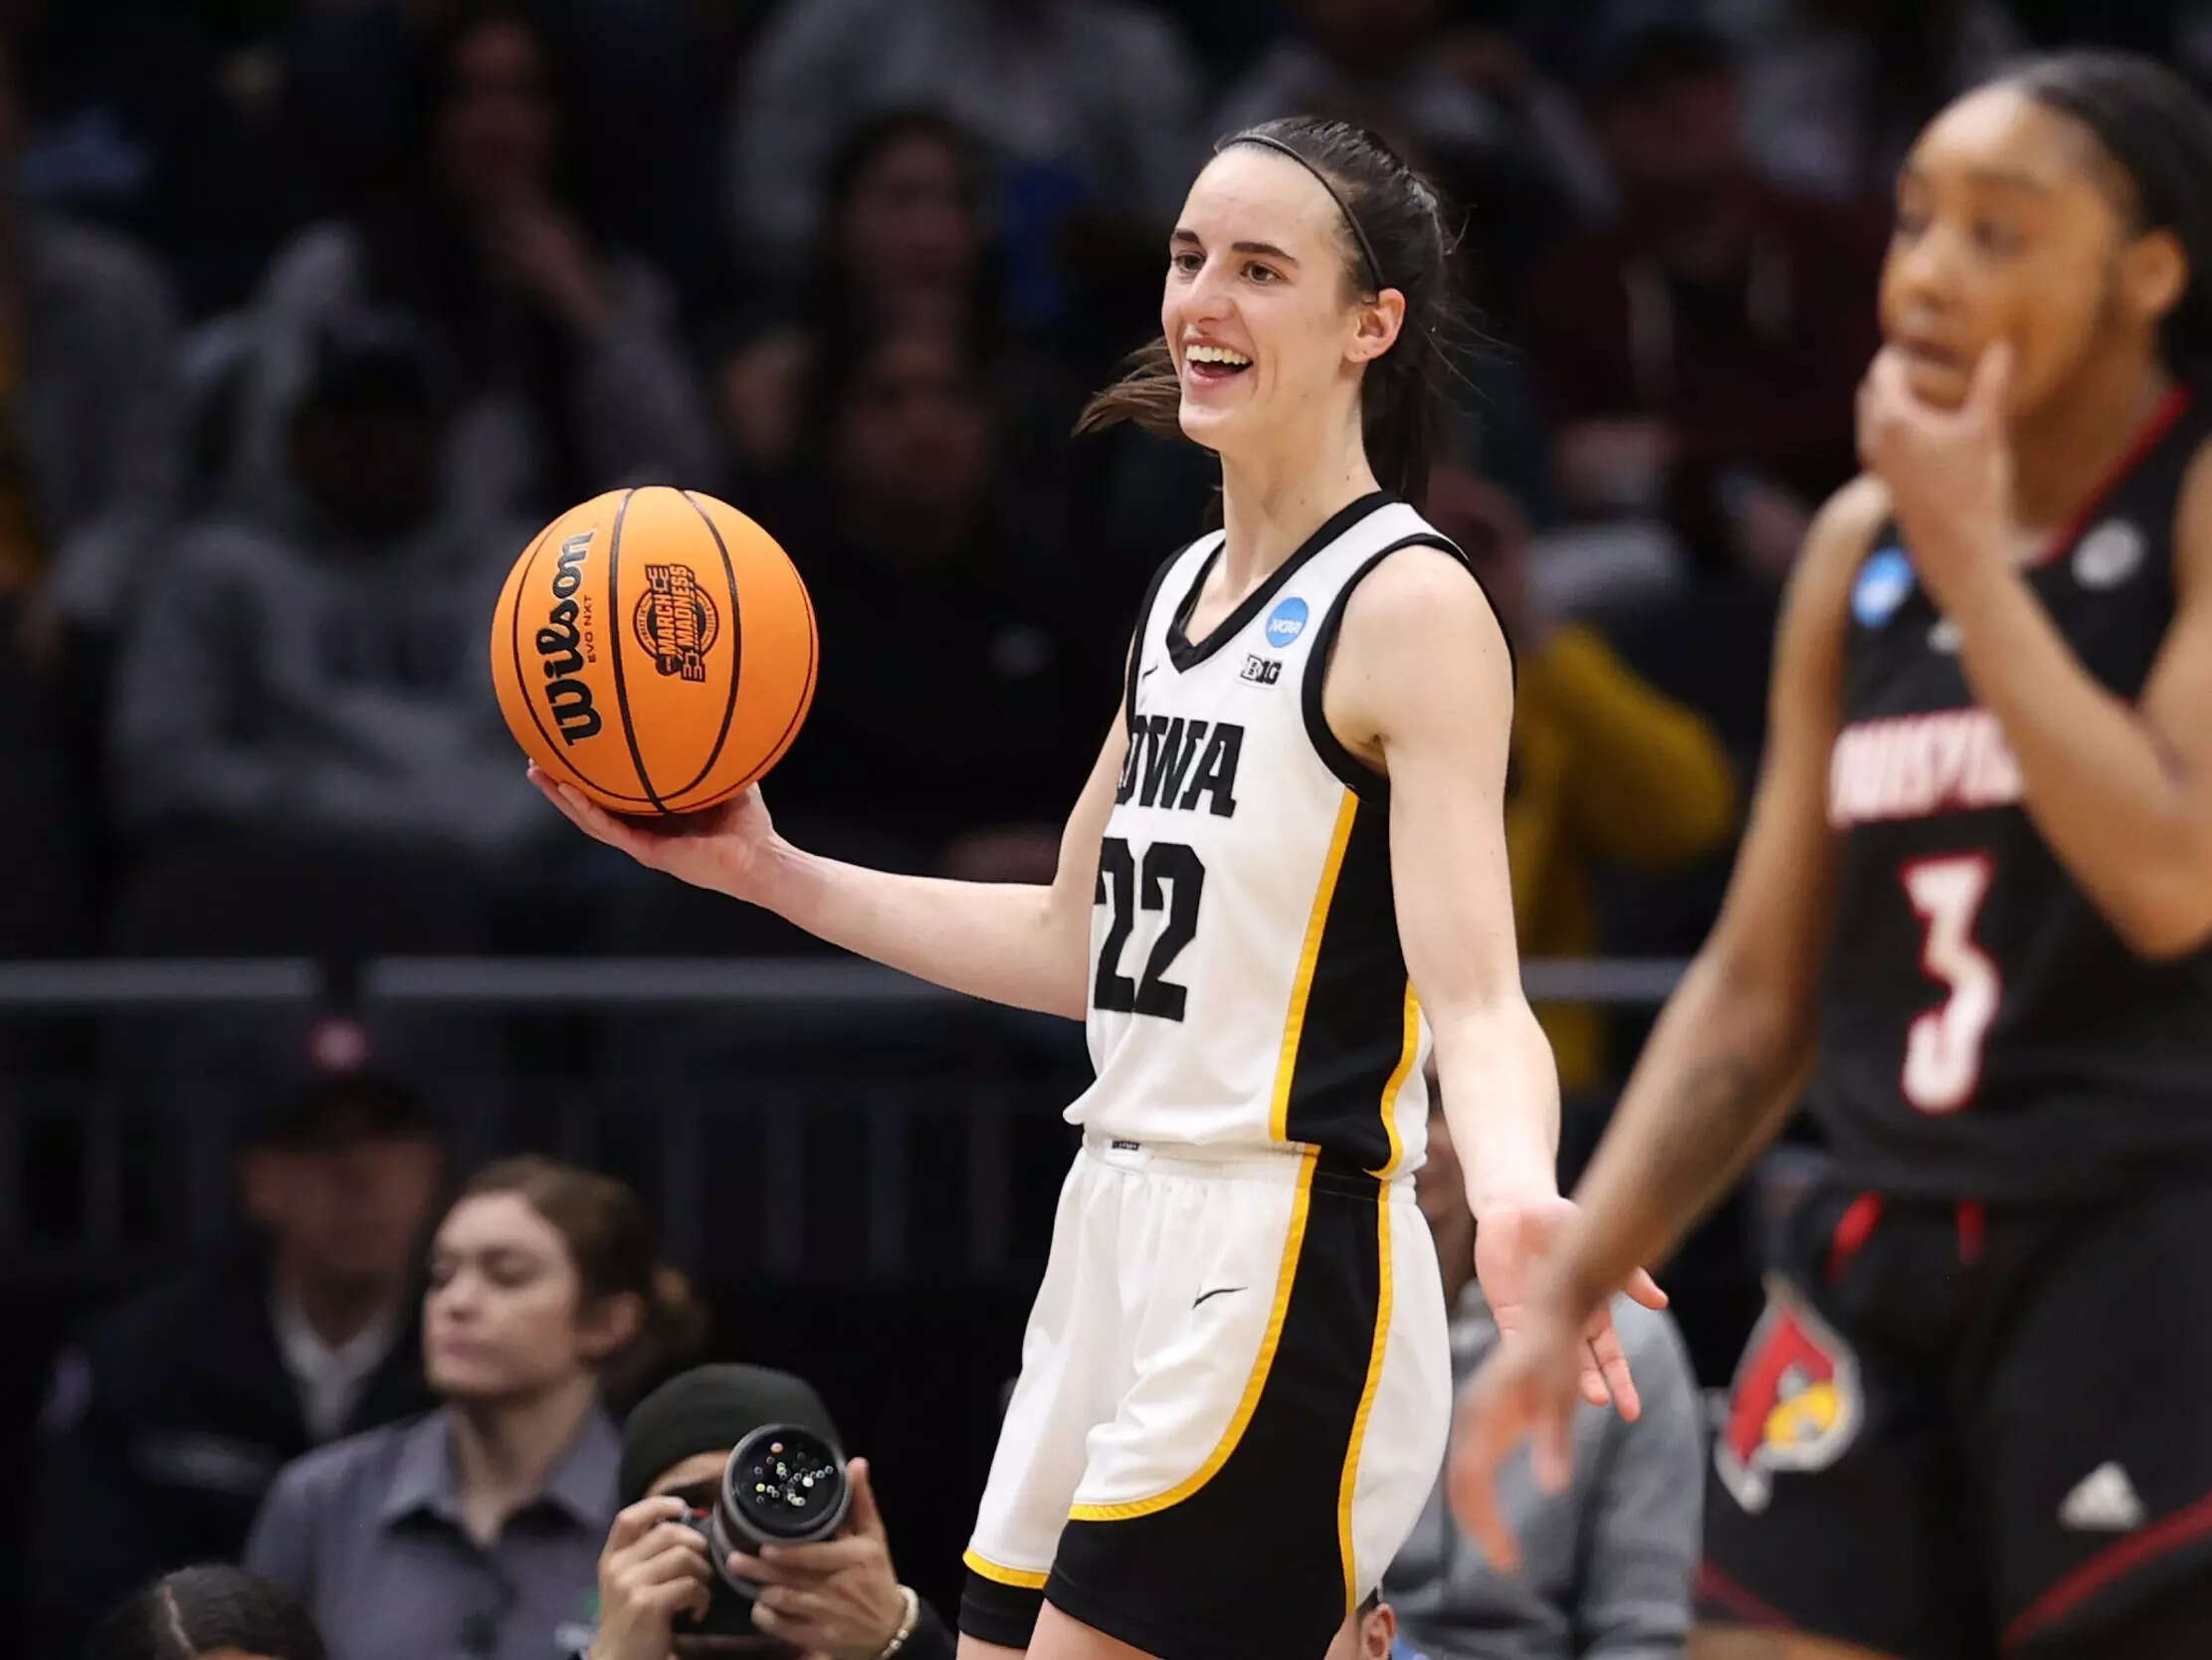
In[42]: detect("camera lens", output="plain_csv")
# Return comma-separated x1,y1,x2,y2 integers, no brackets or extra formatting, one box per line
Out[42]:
723,1423,848,1544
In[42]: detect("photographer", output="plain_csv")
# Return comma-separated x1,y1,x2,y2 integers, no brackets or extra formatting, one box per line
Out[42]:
589,1363,953,1660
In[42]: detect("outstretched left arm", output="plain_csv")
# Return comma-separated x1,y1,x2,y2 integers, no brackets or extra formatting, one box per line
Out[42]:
1864,345,2212,959
1328,546,1662,1415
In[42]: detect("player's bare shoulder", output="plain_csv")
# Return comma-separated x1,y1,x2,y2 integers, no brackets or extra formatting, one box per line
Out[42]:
1339,540,1505,652
1327,539,1508,759
1769,473,1896,701
1794,474,1895,615
1334,541,1508,694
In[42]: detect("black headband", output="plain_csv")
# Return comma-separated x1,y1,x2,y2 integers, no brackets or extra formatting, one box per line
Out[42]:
1228,132,1387,295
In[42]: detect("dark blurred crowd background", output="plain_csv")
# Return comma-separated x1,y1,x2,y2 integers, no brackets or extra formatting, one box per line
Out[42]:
0,0,2198,1651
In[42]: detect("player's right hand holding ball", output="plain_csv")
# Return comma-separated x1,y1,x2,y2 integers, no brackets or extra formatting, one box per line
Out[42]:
529,770,787,907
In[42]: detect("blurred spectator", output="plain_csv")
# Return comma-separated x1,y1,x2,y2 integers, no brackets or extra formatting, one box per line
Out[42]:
0,22,184,953
760,323,1103,879
1523,20,1882,592
280,0,734,315
715,109,1003,486
0,27,181,640
7,0,308,314
1213,0,1609,311
585,1362,955,1660
246,1156,706,1660
1384,1100,1702,1659
109,309,546,872
726,0,1201,329
30,1073,443,1659
223,2,711,531
1737,0,2023,204
1431,468,1735,1092
88,1564,327,1660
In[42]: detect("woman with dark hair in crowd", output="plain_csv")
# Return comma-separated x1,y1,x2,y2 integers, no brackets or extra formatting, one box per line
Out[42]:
245,1156,705,1660
715,108,1002,484
534,112,1661,1660
228,1,710,531
1457,51,2212,1660
88,1565,325,1660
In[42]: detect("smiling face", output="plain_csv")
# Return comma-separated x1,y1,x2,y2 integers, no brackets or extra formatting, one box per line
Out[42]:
1881,83,2184,413
1161,145,1403,462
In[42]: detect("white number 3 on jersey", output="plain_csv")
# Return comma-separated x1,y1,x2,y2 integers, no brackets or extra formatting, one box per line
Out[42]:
1900,854,1999,1113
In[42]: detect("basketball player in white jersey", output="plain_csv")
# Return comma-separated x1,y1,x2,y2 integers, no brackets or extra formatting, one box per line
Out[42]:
532,115,1663,1660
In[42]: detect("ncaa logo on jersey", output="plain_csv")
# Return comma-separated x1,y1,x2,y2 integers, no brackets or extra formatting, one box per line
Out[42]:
2073,519,2145,589
1714,1277,1863,1514
1852,545,1914,628
1265,596,1309,647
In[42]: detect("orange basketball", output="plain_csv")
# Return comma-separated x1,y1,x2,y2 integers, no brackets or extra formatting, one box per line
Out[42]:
491,486,817,814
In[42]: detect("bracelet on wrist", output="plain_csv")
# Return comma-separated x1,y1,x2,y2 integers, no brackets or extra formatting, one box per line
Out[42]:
871,1585,921,1660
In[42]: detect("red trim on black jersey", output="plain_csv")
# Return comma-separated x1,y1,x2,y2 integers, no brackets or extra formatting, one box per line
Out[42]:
1825,1192,1885,1283
2032,385,2194,566
2003,1484,2212,1647
1955,1199,1986,1266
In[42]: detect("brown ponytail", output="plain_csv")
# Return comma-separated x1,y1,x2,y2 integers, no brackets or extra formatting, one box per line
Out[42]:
620,1262,711,1409
456,1156,709,1410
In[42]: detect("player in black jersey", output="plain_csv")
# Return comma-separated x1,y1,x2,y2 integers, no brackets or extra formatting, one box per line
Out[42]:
1451,51,2212,1660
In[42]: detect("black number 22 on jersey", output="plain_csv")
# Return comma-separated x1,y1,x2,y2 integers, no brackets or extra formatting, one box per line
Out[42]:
1094,836,1206,1020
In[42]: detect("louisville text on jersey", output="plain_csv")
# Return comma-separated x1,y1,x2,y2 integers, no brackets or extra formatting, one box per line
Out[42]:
1116,716,1244,817
1828,708,2023,829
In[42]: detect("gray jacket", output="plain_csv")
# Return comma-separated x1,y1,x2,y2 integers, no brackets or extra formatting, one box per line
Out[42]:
1384,1288,1701,1660
20,215,183,629
222,221,713,528
108,504,546,860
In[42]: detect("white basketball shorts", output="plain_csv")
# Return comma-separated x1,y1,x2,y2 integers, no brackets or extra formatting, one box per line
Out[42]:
958,1133,1452,1660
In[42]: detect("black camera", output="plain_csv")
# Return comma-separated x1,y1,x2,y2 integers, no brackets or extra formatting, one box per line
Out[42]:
678,1423,851,1636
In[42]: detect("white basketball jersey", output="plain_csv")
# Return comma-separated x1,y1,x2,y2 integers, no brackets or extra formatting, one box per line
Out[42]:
1069,493,1471,1175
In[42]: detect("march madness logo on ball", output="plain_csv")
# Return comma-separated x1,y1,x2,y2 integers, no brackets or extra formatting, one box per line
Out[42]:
634,563,719,682
1714,1278,1863,1513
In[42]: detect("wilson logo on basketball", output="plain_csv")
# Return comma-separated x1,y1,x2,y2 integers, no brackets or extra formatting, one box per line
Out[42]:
536,531,602,744
633,563,719,682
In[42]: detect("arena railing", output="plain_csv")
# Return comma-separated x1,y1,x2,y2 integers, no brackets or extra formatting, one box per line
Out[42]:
0,955,1691,1009
0,955,1690,1275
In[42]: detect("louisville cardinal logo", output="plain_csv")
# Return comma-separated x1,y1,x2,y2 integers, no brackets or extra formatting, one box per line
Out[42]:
1714,1277,1862,1513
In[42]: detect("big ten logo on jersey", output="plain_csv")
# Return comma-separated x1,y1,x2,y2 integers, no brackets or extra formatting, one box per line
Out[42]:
1240,654,1282,684
1115,716,1244,816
